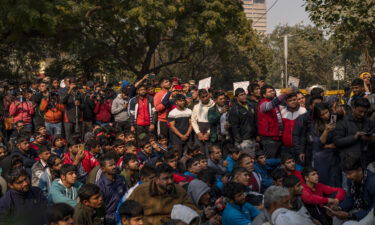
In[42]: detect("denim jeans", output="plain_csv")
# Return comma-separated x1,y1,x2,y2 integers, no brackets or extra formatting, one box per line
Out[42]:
45,122,62,136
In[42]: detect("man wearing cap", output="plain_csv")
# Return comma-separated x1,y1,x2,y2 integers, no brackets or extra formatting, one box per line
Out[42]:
228,88,257,157
154,77,172,137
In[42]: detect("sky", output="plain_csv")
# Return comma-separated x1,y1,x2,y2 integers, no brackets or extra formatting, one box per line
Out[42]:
267,0,312,33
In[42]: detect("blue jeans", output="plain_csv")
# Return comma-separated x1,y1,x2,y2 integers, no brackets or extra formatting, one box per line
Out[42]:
45,122,62,136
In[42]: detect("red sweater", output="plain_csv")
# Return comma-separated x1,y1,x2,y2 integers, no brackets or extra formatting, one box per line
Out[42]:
63,151,99,174
302,183,346,205
94,100,112,123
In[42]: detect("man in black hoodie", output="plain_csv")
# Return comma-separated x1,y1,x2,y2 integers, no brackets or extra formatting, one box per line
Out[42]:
0,168,47,225
11,135,36,175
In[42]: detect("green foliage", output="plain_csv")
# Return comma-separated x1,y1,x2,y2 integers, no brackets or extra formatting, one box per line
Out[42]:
304,0,375,70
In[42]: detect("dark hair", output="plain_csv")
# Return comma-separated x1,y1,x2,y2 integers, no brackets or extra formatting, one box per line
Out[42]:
260,85,274,96
164,150,177,161
38,145,50,155
198,89,208,97
286,92,297,100
271,168,288,181
78,184,101,202
186,144,200,155
353,97,371,109
310,87,324,96
119,200,144,219
351,78,364,87
223,182,246,200
158,134,168,140
159,77,170,85
228,147,240,154
281,153,294,164
140,164,156,179
85,139,100,150
312,103,331,134
302,167,316,178
209,145,221,155
47,155,60,168
113,139,126,147
175,94,186,101
238,153,252,165
213,91,225,100
282,175,301,188
99,154,115,168
231,167,248,179
155,163,174,177
255,150,265,159
67,135,81,148
15,136,29,144
198,168,216,186
60,164,77,176
341,156,362,172
186,156,200,170
248,83,260,95
308,95,323,106
125,141,137,148
46,203,74,224
5,168,28,184
123,153,139,167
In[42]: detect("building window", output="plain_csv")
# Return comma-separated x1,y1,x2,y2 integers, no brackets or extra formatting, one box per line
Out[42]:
254,0,265,3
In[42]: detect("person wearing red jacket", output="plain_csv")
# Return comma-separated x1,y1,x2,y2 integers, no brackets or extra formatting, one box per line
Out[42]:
257,86,293,158
9,92,35,131
301,167,346,225
93,95,112,127
282,154,304,183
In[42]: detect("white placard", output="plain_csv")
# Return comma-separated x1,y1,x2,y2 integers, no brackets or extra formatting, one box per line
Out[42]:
288,76,300,88
233,81,250,94
198,77,211,90
333,66,345,81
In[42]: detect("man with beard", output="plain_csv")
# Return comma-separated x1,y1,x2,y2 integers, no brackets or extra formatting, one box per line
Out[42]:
0,168,47,225
127,164,197,225
96,155,127,225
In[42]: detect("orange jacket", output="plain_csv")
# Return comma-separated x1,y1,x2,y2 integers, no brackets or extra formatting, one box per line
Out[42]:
39,98,65,123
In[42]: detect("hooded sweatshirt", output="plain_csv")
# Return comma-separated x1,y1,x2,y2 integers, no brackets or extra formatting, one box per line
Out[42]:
48,179,82,207
271,208,315,225
191,99,215,134
187,179,210,209
111,94,129,122
171,204,200,225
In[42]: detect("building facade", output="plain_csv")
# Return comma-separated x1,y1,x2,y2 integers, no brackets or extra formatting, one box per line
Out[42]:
242,0,267,33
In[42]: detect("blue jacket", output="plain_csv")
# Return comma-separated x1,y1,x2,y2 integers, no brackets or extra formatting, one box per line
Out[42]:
0,187,47,225
254,158,280,192
340,170,375,220
96,174,127,224
225,155,237,174
222,202,260,225
48,179,82,207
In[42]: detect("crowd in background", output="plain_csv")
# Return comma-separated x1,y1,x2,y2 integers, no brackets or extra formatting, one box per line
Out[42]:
0,71,374,225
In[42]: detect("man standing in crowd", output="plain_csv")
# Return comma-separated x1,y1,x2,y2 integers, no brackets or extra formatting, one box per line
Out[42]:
192,89,215,156
128,84,156,138
62,78,83,140
208,91,229,144
112,88,130,131
229,88,257,156
258,86,293,158
154,77,172,137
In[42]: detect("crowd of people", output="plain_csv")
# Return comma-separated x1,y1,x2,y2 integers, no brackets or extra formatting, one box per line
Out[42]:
0,72,374,225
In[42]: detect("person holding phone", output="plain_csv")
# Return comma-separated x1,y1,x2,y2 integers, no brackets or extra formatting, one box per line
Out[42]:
310,103,341,187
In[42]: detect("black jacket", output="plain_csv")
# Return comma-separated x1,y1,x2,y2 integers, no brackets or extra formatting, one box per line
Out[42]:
62,91,83,123
228,100,257,143
333,113,375,163
82,93,96,122
0,187,47,225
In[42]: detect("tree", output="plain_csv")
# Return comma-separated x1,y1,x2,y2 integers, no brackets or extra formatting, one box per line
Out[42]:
266,25,338,88
304,0,375,71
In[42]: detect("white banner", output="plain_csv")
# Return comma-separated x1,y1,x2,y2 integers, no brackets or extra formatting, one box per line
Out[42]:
198,77,211,90
288,76,300,88
333,66,345,81
233,81,250,94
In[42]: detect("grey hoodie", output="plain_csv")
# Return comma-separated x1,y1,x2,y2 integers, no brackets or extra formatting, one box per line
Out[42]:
187,179,210,209
171,204,200,225
271,208,315,225
111,94,129,122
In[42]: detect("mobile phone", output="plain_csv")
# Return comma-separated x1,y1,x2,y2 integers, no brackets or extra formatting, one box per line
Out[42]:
330,114,337,124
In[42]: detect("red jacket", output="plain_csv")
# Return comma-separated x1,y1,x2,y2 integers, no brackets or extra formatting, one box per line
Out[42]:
9,101,35,124
257,98,280,137
94,100,112,123
288,170,304,183
280,106,307,147
302,183,346,206
63,151,99,174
